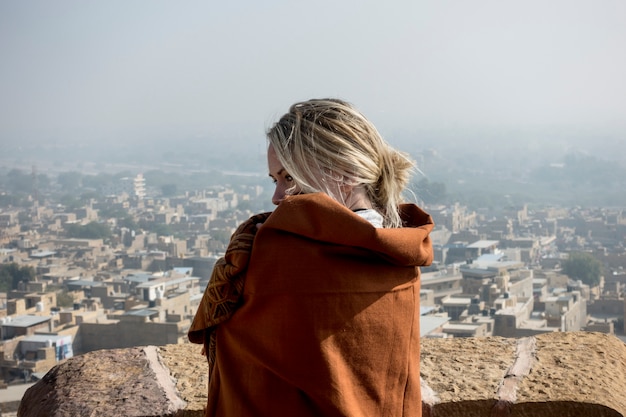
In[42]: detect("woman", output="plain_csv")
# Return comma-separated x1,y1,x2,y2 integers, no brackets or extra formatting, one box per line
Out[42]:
189,98,434,417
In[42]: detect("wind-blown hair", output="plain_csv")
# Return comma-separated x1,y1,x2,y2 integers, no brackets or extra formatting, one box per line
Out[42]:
266,98,414,228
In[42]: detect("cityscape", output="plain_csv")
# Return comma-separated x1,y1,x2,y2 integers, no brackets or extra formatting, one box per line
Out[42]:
1,137,625,403
2,0,626,414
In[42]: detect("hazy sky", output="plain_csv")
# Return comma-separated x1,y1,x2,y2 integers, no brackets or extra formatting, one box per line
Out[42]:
1,0,625,147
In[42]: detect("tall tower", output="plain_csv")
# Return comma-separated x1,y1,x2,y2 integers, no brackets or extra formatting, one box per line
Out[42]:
133,173,146,200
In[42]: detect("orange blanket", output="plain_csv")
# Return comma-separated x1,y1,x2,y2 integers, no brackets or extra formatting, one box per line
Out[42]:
189,193,434,417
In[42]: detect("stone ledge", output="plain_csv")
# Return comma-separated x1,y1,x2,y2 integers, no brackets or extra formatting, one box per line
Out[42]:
17,332,626,417
420,332,626,417
18,345,204,417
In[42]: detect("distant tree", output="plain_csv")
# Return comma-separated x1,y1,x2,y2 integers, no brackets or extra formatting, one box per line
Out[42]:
236,200,252,211
6,169,32,194
136,219,173,237
65,221,112,240
56,290,75,308
0,193,31,208
57,171,83,192
152,223,173,237
562,252,602,287
98,206,129,219
56,191,100,211
58,194,84,211
0,263,36,291
161,183,178,197
0,194,15,207
118,216,139,231
210,229,232,245
80,191,101,201
35,173,50,190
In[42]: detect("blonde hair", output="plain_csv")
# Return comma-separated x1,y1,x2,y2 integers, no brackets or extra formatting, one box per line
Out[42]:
266,98,414,228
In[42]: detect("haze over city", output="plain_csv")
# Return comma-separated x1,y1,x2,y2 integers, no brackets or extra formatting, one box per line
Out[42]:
1,0,625,157
2,4,626,413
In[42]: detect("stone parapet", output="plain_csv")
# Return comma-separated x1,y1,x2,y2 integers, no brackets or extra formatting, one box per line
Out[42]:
421,332,626,416
17,332,626,417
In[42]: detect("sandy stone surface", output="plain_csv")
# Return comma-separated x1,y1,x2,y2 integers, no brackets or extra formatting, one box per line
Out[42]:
518,332,626,413
421,336,517,403
157,343,208,415
421,332,626,417
18,347,178,417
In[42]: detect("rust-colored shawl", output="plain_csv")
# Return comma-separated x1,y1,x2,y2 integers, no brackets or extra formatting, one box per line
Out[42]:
189,193,434,417
188,211,271,369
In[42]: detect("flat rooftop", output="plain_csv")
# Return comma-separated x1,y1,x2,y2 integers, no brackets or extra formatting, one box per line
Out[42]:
467,240,499,249
22,334,68,343
30,250,57,258
124,309,159,317
1,315,51,328
442,297,472,306
421,315,450,336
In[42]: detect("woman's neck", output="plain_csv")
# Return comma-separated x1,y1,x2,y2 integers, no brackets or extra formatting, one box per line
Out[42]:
343,186,374,211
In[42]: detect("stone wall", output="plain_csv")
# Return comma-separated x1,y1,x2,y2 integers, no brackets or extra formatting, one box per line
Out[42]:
17,332,626,417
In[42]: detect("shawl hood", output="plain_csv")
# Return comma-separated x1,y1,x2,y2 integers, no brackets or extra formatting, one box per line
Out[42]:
260,193,434,267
